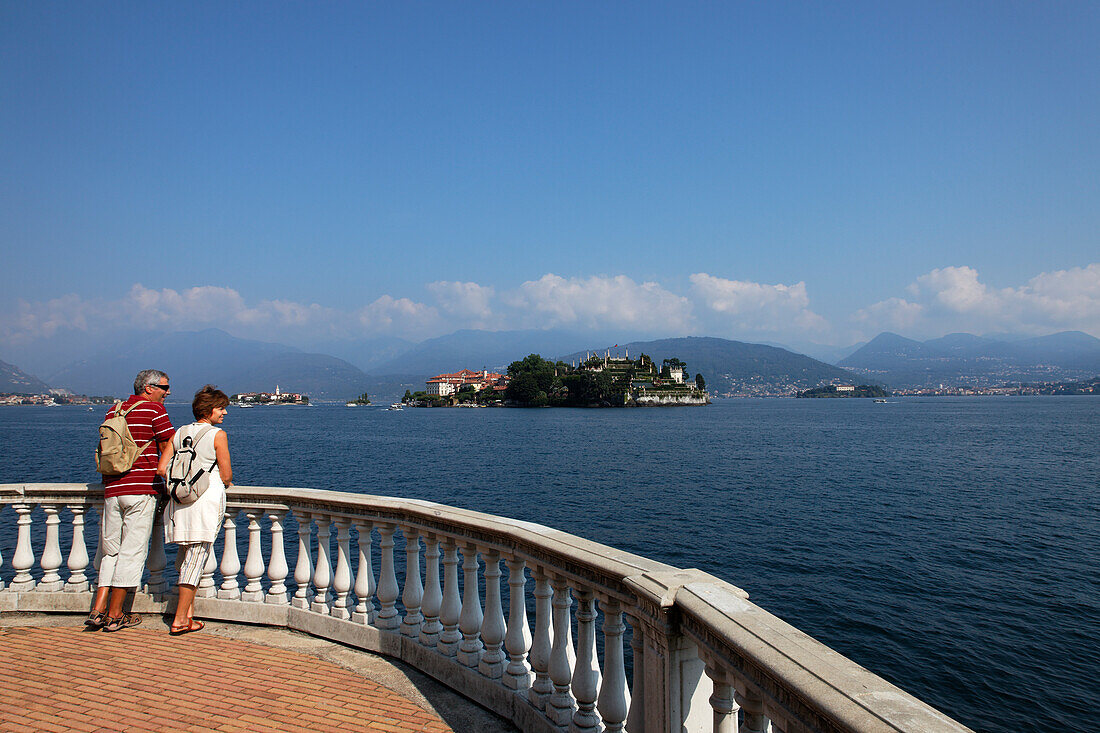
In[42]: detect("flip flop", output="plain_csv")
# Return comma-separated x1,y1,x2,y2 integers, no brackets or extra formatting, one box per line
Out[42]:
102,613,142,632
169,619,204,636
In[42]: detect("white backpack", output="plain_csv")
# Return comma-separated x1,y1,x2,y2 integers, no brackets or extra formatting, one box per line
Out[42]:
166,425,217,505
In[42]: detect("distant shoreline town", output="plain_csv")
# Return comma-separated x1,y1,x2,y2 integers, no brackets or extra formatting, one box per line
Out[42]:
0,391,115,406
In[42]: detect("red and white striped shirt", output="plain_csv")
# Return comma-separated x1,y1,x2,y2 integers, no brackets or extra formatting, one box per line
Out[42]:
102,396,175,497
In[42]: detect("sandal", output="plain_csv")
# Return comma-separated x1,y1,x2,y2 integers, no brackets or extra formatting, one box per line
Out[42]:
102,613,142,632
84,611,108,629
169,619,204,636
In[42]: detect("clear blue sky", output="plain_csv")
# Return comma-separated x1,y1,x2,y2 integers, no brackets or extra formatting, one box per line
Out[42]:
2,2,1098,352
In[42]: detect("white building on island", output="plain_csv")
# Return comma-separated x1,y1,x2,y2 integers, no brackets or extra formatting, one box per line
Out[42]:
425,369,507,397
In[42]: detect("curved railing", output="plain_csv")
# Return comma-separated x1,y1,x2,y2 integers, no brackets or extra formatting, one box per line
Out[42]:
0,483,971,733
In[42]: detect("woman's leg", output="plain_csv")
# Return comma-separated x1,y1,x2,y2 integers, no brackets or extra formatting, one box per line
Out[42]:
173,584,197,629
172,542,210,631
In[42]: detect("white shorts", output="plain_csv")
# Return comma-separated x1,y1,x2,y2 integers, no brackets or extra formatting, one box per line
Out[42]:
98,494,156,588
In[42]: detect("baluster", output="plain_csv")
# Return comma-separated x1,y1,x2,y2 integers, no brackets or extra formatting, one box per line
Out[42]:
437,540,462,656
310,514,333,613
571,589,602,732
375,523,400,629
528,569,555,709
706,668,737,733
400,527,424,636
457,544,484,667
146,508,168,595
0,529,4,590
597,600,630,733
504,558,532,691
479,550,506,678
625,612,646,733
37,505,63,591
291,510,313,609
218,512,241,599
266,510,289,604
196,536,218,597
11,504,36,591
241,510,266,602
330,518,352,619
736,690,772,733
419,535,443,646
64,505,90,592
351,521,375,624
547,577,577,725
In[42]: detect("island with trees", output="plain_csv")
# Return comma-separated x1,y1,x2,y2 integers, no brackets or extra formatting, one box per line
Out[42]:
404,351,708,407
503,351,708,407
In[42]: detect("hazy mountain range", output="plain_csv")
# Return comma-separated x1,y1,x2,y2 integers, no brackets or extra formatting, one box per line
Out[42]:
840,331,1100,387
30,329,373,400
560,337,854,393
4,327,1098,399
1,359,51,394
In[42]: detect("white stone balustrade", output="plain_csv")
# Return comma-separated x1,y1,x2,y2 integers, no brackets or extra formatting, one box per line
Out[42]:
241,511,266,603
0,484,974,733
330,518,352,619
418,535,443,646
218,512,241,599
375,523,400,630
437,540,462,656
351,520,374,624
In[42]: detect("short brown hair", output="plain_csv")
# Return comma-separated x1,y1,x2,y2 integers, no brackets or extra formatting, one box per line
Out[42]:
192,385,230,420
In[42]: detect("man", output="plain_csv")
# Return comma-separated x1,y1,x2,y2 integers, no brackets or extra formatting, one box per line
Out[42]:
87,369,175,632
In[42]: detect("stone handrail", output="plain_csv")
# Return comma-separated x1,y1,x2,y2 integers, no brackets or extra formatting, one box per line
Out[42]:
0,483,971,733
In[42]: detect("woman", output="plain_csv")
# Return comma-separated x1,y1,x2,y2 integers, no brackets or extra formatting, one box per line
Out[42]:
156,384,232,635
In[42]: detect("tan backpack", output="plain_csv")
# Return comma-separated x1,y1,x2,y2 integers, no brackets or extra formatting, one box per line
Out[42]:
95,399,154,475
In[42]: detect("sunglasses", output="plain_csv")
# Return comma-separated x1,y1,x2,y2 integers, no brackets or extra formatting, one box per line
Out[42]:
150,383,170,391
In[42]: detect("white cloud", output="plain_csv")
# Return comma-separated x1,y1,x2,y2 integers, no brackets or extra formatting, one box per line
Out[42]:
0,285,442,345
4,265,1097,352
856,264,1100,337
504,274,694,331
426,281,497,328
354,295,440,335
689,273,830,335
852,297,925,332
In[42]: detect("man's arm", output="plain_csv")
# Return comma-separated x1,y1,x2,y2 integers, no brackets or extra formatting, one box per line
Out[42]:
156,440,173,477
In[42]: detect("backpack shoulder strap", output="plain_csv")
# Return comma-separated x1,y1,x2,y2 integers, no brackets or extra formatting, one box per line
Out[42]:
120,399,149,417
119,399,157,454
192,424,217,448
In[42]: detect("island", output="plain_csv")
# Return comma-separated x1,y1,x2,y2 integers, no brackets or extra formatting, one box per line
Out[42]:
346,392,371,407
407,351,708,407
231,385,309,406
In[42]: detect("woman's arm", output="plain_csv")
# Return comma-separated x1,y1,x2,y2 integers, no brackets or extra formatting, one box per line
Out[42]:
214,430,233,487
156,440,175,477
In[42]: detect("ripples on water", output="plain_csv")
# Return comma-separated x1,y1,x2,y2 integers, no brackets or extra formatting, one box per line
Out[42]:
2,397,1098,731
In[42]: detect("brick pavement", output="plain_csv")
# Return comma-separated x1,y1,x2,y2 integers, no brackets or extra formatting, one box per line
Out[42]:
0,625,454,732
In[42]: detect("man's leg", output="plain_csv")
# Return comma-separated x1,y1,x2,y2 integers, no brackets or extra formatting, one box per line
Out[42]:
106,586,129,618
91,497,125,616
104,495,157,624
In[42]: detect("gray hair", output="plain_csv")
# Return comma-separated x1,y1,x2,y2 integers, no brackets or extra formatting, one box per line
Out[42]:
133,369,169,395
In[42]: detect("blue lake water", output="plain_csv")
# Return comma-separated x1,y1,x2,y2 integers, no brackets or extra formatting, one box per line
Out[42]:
1,397,1098,732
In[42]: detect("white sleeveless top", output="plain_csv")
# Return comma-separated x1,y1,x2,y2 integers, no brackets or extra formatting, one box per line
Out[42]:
163,422,226,544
